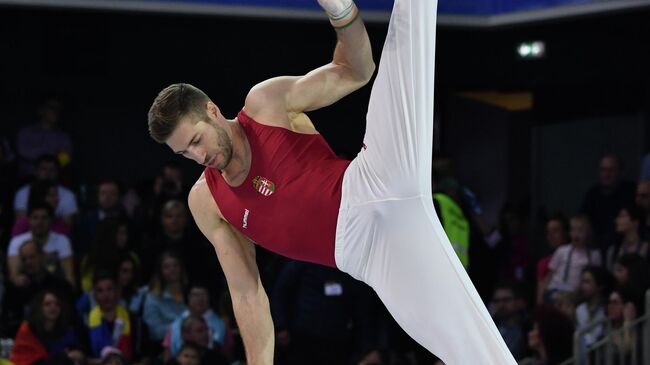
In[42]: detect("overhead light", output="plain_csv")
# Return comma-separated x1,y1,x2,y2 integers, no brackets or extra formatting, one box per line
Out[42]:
517,41,546,59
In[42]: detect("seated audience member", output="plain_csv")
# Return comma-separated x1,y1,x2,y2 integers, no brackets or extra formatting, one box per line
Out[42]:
117,255,147,315
15,97,72,178
611,254,650,312
575,267,611,350
552,291,577,323
523,306,574,365
606,288,639,363
143,251,188,343
14,155,77,224
580,154,636,247
634,180,650,239
490,281,526,360
75,180,127,256
12,180,71,238
606,205,649,271
163,316,227,365
541,214,601,304
7,203,75,288
9,290,81,365
536,215,570,305
86,272,132,361
80,219,140,292
162,284,226,360
165,342,202,365
2,240,74,337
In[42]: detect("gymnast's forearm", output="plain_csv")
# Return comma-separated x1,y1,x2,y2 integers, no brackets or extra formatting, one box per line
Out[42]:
324,1,376,85
232,286,275,365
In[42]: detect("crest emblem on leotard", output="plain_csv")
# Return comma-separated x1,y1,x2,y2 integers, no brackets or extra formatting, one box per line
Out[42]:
252,176,276,196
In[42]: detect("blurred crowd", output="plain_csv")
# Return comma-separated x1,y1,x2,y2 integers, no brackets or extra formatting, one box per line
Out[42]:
0,97,649,365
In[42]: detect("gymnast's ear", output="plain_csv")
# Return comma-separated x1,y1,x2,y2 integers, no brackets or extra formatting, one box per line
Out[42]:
206,101,222,119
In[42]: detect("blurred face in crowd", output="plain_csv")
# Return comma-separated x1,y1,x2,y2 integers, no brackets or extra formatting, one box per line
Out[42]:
599,156,620,188
45,186,60,209
94,278,119,313
164,166,184,186
613,263,628,286
40,99,62,126
162,255,182,284
615,209,638,234
492,288,516,321
636,181,650,212
19,241,45,275
29,208,52,236
546,219,567,249
527,323,542,352
42,293,62,323
98,182,121,211
36,161,58,181
185,320,210,347
162,202,188,236
569,218,590,246
579,271,598,301
188,287,210,315
116,224,129,249
607,291,624,321
177,347,201,365
118,260,135,288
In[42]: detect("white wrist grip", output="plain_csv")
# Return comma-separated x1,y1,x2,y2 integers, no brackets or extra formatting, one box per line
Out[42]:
318,0,355,21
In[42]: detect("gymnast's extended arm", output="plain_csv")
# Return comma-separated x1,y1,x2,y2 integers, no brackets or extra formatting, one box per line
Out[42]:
188,179,274,365
243,0,375,122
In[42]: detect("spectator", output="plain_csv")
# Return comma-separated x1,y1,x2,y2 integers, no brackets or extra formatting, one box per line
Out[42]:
634,180,650,240
580,154,635,249
162,284,226,361
142,251,188,343
12,179,71,238
13,155,78,225
117,254,147,315
551,291,578,323
165,342,202,365
86,272,132,361
605,205,649,271
9,290,81,365
163,316,227,365
536,215,570,305
80,219,140,292
271,260,366,365
606,289,639,364
15,97,72,178
140,200,220,293
611,254,650,312
7,203,75,288
541,214,602,304
101,352,128,365
575,267,611,350
75,180,127,256
1,240,74,337
524,306,574,365
490,281,526,360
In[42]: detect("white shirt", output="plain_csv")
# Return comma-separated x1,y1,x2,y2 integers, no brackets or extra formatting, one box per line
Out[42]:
14,184,78,216
8,231,73,258
548,244,602,292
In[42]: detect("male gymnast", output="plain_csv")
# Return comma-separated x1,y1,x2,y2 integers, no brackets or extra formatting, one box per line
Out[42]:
148,0,517,363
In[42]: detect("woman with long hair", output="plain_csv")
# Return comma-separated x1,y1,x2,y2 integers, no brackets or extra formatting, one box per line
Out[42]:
80,218,140,292
142,250,188,342
606,205,649,271
10,290,82,365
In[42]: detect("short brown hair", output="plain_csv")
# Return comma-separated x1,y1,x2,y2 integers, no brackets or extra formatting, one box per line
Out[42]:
148,83,211,143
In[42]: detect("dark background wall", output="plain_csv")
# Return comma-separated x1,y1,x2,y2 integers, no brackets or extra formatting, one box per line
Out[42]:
1,5,649,227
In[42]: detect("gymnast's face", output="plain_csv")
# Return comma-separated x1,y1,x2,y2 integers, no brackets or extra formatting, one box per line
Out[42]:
167,102,233,170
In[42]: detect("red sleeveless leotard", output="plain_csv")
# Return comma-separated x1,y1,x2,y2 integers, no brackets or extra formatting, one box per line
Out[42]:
204,110,350,268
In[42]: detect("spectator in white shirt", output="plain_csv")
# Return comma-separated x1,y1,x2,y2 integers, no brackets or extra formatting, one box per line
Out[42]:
7,203,75,288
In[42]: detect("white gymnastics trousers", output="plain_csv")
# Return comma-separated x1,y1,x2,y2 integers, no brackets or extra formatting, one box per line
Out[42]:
334,0,518,363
